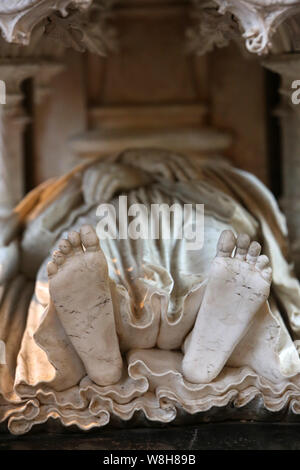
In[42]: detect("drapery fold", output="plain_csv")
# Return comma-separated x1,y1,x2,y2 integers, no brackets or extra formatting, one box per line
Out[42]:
1,149,300,434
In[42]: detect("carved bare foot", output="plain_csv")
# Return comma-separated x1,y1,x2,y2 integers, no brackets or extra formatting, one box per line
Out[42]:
182,230,272,384
47,225,122,386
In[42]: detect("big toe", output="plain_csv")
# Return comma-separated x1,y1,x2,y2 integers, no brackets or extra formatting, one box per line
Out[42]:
80,225,100,252
68,231,82,252
216,230,236,257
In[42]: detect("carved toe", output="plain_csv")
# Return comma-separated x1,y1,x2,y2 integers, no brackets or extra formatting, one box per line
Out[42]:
216,230,236,257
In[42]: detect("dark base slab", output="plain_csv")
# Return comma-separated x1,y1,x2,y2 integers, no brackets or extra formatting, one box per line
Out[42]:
2,422,300,450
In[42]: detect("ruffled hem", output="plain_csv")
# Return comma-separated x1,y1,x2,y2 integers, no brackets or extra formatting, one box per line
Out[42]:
3,348,300,435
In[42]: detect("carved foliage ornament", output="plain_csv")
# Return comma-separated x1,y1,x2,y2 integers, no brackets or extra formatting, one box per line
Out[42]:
2,0,300,55
187,5,240,56
44,3,117,55
0,0,93,45
190,0,300,55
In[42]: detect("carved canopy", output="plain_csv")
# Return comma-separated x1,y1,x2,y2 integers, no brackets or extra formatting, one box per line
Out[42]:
1,0,300,54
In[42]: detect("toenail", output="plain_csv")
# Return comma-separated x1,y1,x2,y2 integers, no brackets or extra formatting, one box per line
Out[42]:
80,225,98,248
217,230,236,253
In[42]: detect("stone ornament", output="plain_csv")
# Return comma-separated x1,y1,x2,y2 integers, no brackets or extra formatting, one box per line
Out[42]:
0,1,93,45
187,3,241,56
1,1,300,55
0,0,116,55
1,149,300,434
189,0,300,55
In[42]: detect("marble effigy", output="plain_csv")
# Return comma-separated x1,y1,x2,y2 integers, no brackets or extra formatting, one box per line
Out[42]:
1,149,300,434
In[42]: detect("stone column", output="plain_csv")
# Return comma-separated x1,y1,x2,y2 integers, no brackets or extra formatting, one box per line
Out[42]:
34,62,64,106
264,54,300,274
0,61,64,217
0,62,39,214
